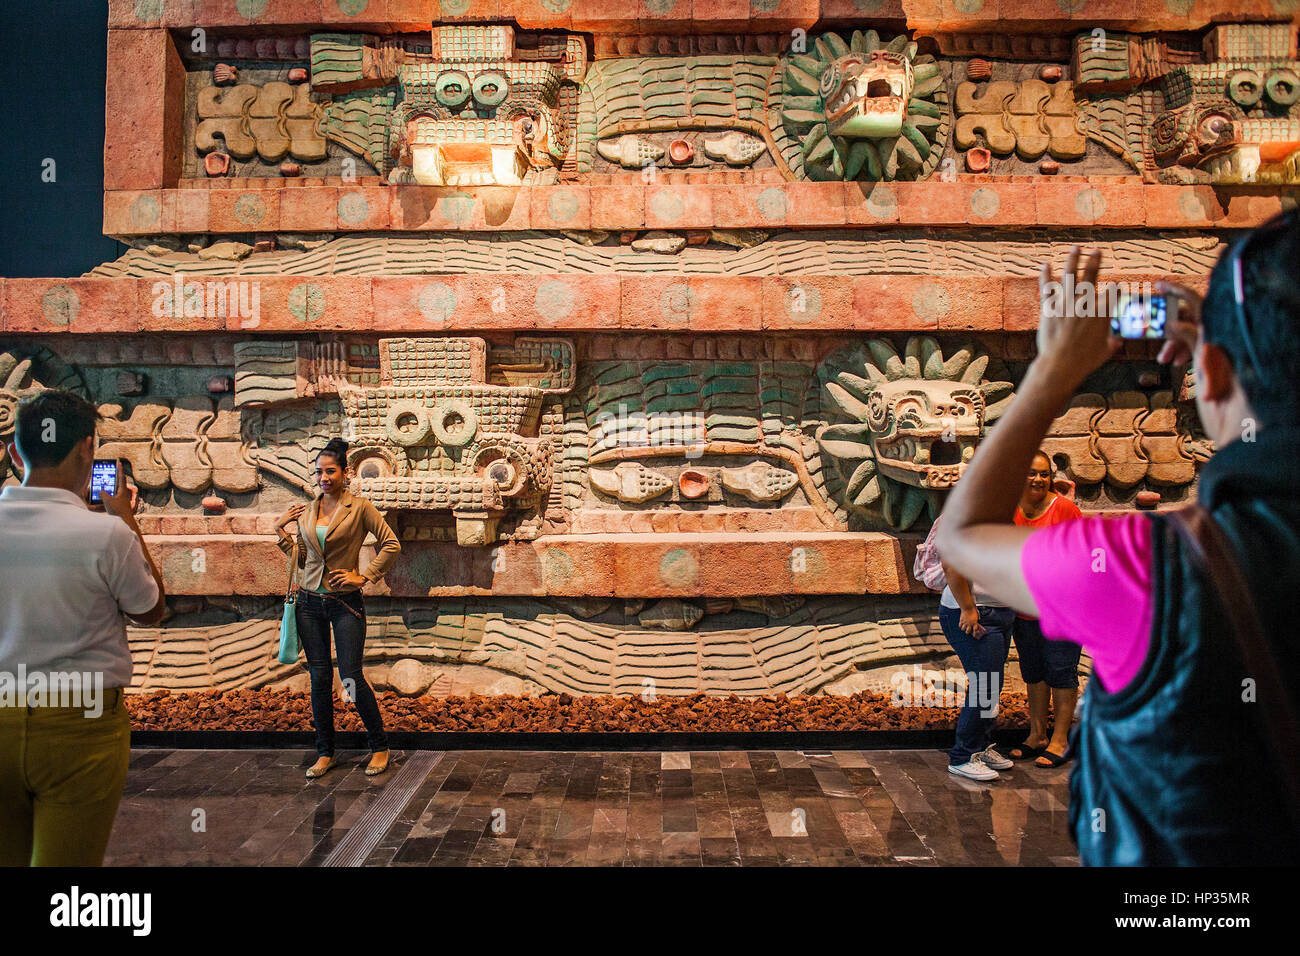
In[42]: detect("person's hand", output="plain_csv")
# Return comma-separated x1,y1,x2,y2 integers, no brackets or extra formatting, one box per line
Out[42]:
99,463,138,520
1033,246,1121,393
327,569,366,590
959,606,986,638
1154,280,1203,368
276,503,306,532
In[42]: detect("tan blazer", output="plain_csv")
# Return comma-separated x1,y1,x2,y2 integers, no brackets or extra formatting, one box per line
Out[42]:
278,490,401,591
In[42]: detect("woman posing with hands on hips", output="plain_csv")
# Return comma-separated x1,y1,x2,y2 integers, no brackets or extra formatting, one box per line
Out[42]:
274,438,401,779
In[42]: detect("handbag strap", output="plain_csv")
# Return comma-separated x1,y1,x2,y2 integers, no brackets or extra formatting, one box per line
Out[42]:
285,537,300,601
1167,504,1300,827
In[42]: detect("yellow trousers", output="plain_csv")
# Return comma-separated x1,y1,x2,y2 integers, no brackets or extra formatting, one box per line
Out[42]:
0,688,130,866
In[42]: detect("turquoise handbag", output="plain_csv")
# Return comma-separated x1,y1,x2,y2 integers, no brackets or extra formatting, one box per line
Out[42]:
277,537,301,665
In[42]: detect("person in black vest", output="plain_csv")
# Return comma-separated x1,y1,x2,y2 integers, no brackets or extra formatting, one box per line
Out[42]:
937,210,1300,865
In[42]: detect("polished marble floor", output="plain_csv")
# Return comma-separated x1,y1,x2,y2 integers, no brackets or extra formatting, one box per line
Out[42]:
103,748,1079,866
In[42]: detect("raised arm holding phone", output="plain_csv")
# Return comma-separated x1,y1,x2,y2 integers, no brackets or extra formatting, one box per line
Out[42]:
936,212,1300,864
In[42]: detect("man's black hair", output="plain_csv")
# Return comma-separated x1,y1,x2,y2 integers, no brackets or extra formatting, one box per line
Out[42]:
1201,210,1300,429
13,389,100,469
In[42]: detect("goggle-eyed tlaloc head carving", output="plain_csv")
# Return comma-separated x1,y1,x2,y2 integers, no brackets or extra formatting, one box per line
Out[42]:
821,51,914,139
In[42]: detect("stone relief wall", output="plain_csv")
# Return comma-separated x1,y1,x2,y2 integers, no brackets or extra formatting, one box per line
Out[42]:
4,2,1296,700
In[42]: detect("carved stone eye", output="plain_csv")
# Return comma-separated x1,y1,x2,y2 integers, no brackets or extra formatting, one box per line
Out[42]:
1227,69,1263,108
435,70,471,109
472,71,511,108
820,63,841,99
1265,68,1300,107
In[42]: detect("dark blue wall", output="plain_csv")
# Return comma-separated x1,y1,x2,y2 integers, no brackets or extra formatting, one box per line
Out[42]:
0,0,126,277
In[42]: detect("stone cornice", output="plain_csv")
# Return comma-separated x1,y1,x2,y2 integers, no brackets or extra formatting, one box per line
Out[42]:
101,181,1296,237
0,271,1207,334
107,0,1300,33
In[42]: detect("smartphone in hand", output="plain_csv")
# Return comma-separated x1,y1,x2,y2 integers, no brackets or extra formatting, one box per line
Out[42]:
87,459,120,504
1111,291,1178,340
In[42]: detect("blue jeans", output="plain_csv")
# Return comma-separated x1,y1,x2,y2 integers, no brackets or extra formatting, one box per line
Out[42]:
296,589,388,757
939,604,1016,766
1012,616,1082,689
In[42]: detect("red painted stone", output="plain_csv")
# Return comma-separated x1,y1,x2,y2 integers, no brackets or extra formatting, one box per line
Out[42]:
967,58,992,81
1136,491,1162,509
1039,65,1063,82
204,153,230,177
679,470,709,499
288,67,308,83
966,148,992,173
201,495,227,514
1040,160,1061,175
213,63,237,85
668,139,694,165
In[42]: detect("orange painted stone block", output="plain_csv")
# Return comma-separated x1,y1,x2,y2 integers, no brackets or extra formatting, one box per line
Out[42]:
620,275,755,330
688,0,750,29
821,0,905,16
497,0,573,30
937,278,1004,332
692,277,764,331
850,275,987,331
174,189,211,233
695,536,797,595
589,185,645,230
644,184,713,230
964,182,1038,226
1218,190,1287,228
746,0,818,30
893,182,971,227
526,274,622,330
1034,182,1147,227
373,275,508,332
207,188,282,232
335,186,391,230
104,190,175,236
280,185,339,230
936,0,1002,28
530,185,592,231
138,274,246,332
2,278,128,334
761,275,854,330
105,29,184,190
514,538,618,596
1003,277,1041,333
612,539,702,596
1144,185,1226,228
864,534,919,594
238,276,373,332
843,182,902,225
390,186,531,231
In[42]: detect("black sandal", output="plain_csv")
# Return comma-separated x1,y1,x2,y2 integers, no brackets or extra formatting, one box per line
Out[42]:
1034,748,1073,768
1000,742,1046,761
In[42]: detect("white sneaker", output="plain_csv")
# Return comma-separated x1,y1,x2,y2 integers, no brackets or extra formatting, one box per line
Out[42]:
979,745,1013,771
948,754,999,781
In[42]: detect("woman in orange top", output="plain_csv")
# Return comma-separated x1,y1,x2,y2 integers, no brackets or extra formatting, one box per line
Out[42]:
1004,451,1083,768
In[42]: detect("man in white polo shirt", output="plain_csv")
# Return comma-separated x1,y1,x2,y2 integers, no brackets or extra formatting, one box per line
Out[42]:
0,389,166,866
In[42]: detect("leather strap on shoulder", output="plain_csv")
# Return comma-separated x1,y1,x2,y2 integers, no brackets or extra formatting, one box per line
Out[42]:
1168,504,1300,829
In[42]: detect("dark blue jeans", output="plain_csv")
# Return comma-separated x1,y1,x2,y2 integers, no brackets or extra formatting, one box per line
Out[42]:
295,589,387,757
939,604,1016,766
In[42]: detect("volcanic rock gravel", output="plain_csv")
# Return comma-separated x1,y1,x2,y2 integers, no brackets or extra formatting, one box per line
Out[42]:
127,689,1036,734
